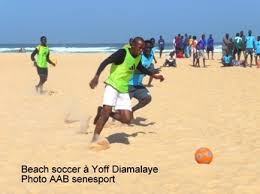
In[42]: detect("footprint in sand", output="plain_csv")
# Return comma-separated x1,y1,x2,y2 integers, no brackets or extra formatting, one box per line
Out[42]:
48,90,57,96
89,138,110,151
64,111,79,123
38,90,57,96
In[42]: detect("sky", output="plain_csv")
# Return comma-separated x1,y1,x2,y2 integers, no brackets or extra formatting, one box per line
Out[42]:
1,0,260,43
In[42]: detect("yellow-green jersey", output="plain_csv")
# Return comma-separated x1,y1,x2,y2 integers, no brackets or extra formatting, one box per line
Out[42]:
36,45,49,68
105,48,141,93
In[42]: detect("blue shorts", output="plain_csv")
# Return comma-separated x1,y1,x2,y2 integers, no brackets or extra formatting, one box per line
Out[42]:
246,48,254,55
129,85,150,101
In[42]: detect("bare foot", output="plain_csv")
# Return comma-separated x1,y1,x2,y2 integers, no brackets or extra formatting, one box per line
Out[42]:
89,138,110,151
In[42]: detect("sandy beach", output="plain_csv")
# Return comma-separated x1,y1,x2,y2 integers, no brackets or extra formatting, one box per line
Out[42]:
1,52,260,194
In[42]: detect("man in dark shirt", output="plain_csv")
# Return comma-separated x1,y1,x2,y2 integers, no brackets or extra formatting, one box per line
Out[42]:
158,35,165,58
207,34,214,60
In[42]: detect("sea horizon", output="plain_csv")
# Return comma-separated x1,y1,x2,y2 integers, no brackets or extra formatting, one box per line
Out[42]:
0,42,223,53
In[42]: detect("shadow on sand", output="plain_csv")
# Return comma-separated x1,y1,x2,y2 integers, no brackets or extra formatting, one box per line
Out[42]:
107,132,146,145
130,117,155,127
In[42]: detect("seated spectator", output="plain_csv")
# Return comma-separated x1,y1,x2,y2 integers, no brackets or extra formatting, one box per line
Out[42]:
163,51,176,67
222,53,233,66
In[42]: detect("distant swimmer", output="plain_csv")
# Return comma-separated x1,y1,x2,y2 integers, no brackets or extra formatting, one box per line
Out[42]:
89,37,164,143
31,36,56,93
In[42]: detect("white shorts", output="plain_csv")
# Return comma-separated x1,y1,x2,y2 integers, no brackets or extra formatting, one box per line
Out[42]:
103,85,132,111
198,50,206,59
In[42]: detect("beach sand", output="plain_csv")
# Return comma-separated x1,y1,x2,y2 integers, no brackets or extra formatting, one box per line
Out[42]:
1,52,260,194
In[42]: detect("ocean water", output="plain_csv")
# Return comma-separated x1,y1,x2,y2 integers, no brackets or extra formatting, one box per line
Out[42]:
0,43,223,53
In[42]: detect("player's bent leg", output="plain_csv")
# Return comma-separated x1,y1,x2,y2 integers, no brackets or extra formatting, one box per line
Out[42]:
94,106,103,124
132,95,152,112
118,110,133,124
94,105,112,134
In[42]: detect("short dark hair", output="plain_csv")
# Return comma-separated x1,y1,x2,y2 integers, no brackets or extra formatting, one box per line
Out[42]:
132,37,144,44
40,36,47,41
144,40,152,45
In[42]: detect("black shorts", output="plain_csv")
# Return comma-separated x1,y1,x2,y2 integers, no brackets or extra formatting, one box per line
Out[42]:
36,66,48,77
234,48,242,55
129,85,150,101
207,47,214,52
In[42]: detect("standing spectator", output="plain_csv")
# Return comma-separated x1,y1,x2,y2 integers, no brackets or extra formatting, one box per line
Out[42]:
245,30,256,67
255,36,260,68
148,38,158,87
192,36,198,66
233,33,242,60
240,31,246,59
158,35,165,58
180,35,185,54
222,33,231,57
189,35,193,57
150,38,158,64
206,34,214,60
184,34,190,58
228,38,234,57
196,34,207,67
175,34,181,52
172,36,176,52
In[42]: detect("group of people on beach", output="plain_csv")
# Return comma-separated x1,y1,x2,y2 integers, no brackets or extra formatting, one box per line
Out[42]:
150,33,214,68
222,30,260,68
171,33,215,68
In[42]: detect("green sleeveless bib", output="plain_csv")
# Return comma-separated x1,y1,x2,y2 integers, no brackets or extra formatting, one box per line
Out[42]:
105,48,141,93
36,45,49,68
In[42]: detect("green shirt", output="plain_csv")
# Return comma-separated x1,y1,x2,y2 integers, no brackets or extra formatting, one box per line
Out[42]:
234,36,242,49
105,48,141,93
36,45,49,68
